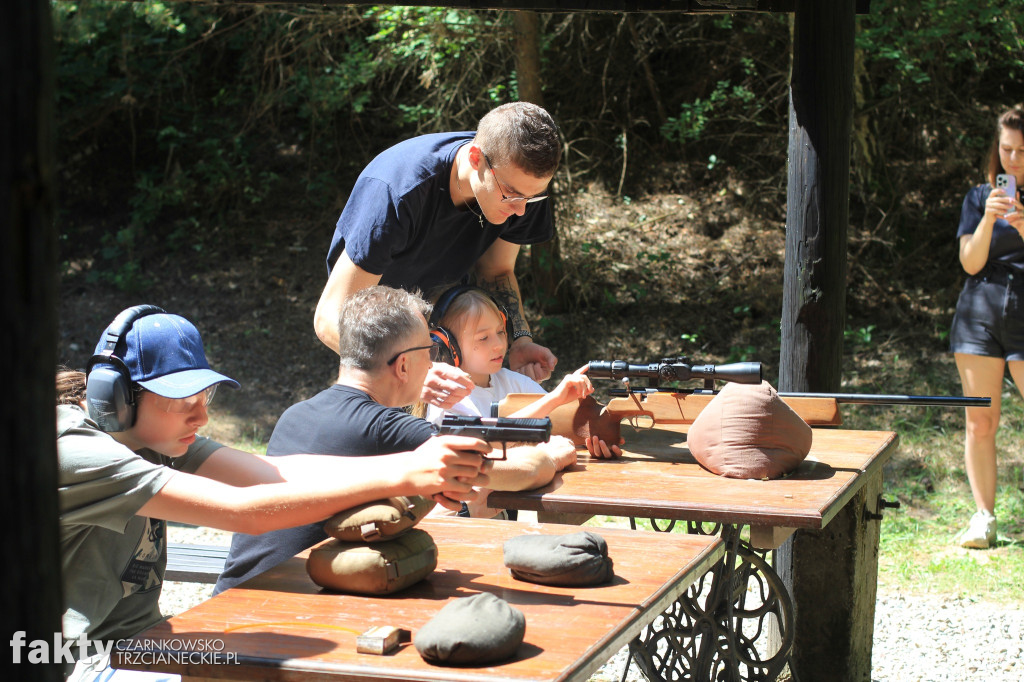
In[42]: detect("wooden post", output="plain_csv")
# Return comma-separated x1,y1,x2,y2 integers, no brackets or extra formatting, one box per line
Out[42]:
778,472,883,681
779,0,854,393
1,1,64,678
775,2,869,680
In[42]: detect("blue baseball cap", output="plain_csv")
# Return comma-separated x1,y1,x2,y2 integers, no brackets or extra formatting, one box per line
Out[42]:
98,313,240,398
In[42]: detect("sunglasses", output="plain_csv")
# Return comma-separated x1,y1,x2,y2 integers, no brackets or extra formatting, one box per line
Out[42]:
138,385,218,413
386,344,435,366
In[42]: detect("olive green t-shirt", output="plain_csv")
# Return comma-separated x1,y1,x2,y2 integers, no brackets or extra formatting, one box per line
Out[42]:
56,404,222,646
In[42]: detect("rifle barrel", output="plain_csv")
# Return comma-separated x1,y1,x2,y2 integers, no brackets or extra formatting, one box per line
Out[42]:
607,387,990,408
778,393,990,407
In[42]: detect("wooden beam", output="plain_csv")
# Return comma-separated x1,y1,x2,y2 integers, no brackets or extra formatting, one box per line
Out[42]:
183,0,872,14
1,1,64,679
780,471,884,681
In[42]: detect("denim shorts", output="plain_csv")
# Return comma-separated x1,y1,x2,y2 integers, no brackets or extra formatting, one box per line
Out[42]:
950,267,1024,361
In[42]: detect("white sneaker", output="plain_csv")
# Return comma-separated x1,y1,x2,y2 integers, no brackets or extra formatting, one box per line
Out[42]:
957,510,997,549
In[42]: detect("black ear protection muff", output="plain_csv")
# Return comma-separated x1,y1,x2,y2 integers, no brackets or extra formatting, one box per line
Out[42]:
428,286,510,368
85,304,166,432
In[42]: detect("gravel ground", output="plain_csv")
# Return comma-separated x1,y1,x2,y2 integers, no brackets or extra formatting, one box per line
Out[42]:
161,524,1023,682
584,592,1024,682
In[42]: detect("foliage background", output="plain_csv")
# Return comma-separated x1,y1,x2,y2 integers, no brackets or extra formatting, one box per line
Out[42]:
53,0,1024,422
54,2,1024,580
54,0,1024,301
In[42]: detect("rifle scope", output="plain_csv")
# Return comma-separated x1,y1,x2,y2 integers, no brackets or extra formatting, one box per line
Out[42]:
587,360,763,387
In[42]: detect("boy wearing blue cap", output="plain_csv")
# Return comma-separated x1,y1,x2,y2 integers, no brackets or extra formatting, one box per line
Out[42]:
56,306,492,678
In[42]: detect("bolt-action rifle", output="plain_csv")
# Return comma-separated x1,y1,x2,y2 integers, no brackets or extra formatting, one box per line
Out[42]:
493,358,990,446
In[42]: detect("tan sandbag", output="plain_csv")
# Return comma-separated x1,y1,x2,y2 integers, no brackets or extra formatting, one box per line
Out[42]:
323,495,436,542
687,380,812,480
306,529,437,595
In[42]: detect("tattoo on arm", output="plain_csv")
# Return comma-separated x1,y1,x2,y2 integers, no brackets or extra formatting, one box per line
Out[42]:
475,274,528,336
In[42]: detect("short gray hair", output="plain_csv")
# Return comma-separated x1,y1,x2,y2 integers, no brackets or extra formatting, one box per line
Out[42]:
338,286,433,371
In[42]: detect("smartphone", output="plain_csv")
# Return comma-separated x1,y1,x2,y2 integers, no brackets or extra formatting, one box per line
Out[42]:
996,174,1017,215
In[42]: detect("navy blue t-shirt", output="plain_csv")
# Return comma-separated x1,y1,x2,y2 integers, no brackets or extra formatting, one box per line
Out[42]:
957,184,1024,271
326,132,553,291
213,385,433,594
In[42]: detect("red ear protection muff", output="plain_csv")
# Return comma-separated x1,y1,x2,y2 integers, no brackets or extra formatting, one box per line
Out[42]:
428,285,511,368
429,327,462,367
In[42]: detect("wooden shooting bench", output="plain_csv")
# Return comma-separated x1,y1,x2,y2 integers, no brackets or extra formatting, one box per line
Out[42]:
115,516,723,681
491,392,899,681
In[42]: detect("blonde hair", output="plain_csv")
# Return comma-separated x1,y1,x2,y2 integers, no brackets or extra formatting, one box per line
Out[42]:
435,289,505,346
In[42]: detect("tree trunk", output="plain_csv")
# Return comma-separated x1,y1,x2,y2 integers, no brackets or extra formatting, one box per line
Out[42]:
626,15,667,127
1,1,64,679
513,10,569,313
851,28,881,201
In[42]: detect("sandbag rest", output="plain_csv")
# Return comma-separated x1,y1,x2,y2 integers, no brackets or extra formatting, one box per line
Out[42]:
503,530,614,586
687,380,813,480
306,495,438,595
413,592,526,665
323,495,436,542
413,531,614,665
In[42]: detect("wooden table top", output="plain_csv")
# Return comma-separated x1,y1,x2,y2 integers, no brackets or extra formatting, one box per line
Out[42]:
489,424,899,530
116,516,723,682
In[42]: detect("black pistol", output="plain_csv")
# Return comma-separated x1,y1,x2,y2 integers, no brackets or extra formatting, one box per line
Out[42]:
435,415,552,461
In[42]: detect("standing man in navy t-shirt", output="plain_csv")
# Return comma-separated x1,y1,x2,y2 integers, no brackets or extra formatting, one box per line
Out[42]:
314,102,561,410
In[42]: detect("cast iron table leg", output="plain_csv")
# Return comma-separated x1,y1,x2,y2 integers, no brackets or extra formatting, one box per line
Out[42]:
626,521,795,682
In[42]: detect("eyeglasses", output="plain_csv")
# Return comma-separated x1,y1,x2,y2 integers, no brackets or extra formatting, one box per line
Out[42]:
481,151,548,204
139,385,217,413
386,344,435,366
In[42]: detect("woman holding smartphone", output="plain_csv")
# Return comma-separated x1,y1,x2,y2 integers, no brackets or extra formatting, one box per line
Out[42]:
950,104,1024,548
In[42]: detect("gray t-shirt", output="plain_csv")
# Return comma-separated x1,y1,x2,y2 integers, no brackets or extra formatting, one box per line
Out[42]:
57,404,222,644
